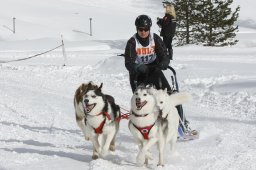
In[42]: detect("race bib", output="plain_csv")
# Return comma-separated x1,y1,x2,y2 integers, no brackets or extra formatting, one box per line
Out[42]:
134,33,157,64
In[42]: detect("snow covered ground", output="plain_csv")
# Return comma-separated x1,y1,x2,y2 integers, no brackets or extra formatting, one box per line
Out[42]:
0,0,256,170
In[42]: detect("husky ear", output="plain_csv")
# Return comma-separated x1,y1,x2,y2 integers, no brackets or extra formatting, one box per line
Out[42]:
80,84,86,93
99,83,103,90
81,83,89,93
159,78,162,89
164,88,168,93
146,84,153,88
88,81,92,88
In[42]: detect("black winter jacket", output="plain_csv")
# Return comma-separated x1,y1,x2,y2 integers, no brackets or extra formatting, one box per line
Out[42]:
124,33,169,74
158,13,176,38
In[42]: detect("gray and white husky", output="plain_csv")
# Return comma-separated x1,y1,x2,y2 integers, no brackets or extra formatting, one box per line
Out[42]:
129,85,165,166
74,82,120,159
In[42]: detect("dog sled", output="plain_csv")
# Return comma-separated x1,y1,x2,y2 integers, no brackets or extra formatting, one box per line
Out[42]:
166,66,199,141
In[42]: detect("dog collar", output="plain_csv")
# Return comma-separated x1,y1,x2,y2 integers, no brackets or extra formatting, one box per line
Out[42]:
85,111,112,121
131,111,148,117
97,112,111,120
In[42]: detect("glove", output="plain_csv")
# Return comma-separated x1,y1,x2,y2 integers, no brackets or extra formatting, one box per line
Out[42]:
134,64,148,74
156,18,163,27
159,61,169,70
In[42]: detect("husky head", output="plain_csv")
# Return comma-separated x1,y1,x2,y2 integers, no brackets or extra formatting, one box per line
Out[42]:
82,83,106,116
154,88,192,118
154,88,170,118
75,81,98,104
131,85,156,115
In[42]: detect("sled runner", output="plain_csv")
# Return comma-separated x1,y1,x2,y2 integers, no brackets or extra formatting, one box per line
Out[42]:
167,66,199,141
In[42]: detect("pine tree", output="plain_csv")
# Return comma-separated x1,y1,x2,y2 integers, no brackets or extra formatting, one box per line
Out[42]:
173,0,199,46
195,0,240,46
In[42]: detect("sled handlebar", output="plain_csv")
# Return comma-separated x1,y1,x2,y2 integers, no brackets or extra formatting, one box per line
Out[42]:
144,65,176,76
116,53,176,75
167,66,176,75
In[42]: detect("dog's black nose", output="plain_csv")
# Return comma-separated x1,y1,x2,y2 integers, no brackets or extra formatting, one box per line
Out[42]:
84,99,89,104
136,98,140,102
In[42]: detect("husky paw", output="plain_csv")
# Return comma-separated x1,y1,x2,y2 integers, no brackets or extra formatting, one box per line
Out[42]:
92,154,99,160
157,162,164,167
109,144,115,151
136,151,146,166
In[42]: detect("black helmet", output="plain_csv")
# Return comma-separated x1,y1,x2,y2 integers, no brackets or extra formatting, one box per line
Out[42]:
135,15,152,28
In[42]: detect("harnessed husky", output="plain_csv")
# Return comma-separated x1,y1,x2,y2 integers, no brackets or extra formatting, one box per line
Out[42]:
74,82,120,159
128,85,165,166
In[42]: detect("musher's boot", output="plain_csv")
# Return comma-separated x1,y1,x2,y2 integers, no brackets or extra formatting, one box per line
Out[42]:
178,120,199,141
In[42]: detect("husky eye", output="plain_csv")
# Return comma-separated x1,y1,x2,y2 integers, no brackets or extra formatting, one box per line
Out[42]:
92,95,96,98
143,93,147,96
160,101,163,104
135,92,138,95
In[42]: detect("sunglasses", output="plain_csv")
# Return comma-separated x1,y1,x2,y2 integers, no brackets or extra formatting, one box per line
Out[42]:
138,27,149,32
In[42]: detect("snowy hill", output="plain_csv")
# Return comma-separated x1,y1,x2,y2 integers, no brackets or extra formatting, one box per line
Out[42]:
0,0,256,170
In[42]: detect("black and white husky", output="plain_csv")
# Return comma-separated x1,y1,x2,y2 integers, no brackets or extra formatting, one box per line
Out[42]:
74,82,120,159
128,85,165,166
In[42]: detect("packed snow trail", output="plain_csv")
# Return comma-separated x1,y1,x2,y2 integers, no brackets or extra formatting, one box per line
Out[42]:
0,52,255,169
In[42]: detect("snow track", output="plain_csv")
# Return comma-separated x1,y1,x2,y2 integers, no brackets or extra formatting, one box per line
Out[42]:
1,52,256,169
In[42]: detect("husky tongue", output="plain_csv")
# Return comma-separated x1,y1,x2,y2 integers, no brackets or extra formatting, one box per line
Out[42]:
136,101,147,109
85,104,95,113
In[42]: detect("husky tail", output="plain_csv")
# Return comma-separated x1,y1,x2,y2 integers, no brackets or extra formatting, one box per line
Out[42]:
169,92,192,107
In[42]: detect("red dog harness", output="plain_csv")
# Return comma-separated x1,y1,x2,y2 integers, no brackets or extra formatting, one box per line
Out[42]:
86,111,123,134
94,119,106,134
93,112,112,134
133,123,156,140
